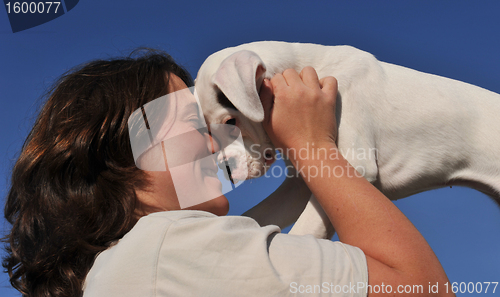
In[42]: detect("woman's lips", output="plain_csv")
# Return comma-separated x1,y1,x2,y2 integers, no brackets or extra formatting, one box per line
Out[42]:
201,156,219,177
202,164,218,177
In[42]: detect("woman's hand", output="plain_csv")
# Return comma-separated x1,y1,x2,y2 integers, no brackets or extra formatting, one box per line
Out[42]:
259,67,338,156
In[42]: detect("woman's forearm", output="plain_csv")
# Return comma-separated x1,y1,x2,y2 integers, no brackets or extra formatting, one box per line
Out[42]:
290,143,453,296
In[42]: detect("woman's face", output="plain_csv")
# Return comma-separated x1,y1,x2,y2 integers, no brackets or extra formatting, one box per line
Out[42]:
135,74,229,216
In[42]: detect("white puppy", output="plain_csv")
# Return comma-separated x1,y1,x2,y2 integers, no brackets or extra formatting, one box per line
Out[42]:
195,41,500,239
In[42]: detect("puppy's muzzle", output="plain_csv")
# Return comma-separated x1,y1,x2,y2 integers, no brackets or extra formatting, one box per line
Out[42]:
218,155,237,171
218,154,236,184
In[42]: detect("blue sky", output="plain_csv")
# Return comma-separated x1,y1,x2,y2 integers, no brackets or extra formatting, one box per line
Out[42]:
1,0,500,296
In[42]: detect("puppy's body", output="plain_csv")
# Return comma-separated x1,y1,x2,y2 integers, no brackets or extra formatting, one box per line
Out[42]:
196,41,500,238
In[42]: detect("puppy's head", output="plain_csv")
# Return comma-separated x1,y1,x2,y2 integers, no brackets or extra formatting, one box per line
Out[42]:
196,50,276,181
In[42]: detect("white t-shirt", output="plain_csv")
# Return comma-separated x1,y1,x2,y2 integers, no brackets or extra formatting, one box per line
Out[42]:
83,210,368,296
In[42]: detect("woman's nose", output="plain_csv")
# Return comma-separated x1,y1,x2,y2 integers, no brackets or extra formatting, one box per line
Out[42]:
205,132,220,154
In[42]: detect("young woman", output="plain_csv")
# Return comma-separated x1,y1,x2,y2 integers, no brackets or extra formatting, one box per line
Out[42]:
3,50,452,296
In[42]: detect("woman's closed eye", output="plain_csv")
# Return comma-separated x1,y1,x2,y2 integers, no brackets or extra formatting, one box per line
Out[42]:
188,117,202,127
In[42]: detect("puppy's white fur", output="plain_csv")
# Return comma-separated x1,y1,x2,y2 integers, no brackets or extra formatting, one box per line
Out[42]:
196,41,500,238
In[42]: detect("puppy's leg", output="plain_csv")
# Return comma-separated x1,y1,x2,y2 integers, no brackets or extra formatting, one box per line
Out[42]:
242,168,312,229
288,195,335,239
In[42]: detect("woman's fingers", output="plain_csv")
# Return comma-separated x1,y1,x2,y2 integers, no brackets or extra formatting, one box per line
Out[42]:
299,66,320,88
281,68,303,87
262,67,339,153
273,68,330,93
319,76,338,95
269,72,287,96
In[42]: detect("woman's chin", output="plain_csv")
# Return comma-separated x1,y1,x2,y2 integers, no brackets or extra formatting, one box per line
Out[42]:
208,195,230,216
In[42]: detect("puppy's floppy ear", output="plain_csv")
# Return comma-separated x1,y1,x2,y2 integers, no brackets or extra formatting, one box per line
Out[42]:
212,50,266,122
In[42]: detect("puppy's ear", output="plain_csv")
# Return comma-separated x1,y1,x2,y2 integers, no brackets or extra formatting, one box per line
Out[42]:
212,50,266,122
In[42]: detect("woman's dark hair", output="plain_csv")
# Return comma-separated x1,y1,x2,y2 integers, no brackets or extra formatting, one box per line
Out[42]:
2,49,193,296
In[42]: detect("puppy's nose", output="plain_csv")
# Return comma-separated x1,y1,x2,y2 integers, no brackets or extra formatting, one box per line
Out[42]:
218,156,237,171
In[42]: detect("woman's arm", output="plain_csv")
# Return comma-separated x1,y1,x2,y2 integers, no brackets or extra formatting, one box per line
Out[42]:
259,67,454,297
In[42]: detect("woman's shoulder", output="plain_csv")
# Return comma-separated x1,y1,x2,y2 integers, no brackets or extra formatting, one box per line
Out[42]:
141,210,279,232
87,210,281,272
140,210,281,242
83,210,281,296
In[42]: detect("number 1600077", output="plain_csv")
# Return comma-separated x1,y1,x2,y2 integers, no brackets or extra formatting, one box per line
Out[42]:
5,2,61,14
444,282,498,294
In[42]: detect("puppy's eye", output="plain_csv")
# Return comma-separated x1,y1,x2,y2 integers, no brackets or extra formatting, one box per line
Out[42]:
225,118,236,126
